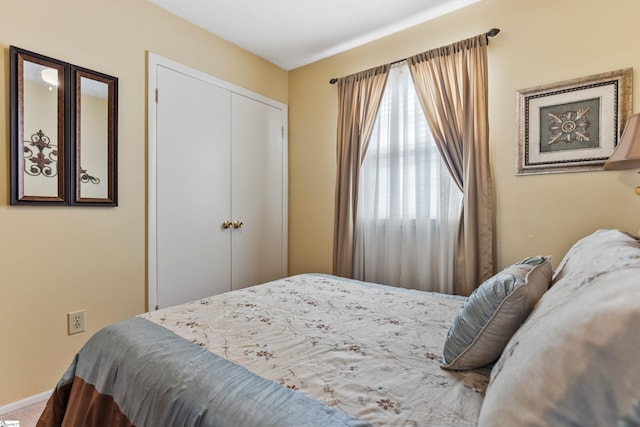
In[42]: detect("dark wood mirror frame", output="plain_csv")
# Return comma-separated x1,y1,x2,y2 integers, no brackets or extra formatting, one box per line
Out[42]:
10,46,118,206
10,47,69,204
71,67,118,206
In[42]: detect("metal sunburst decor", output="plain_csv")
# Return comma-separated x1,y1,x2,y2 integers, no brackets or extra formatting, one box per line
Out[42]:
547,107,591,145
24,129,58,177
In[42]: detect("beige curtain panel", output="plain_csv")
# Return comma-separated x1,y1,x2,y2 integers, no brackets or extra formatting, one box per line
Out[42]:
408,34,494,296
332,65,390,278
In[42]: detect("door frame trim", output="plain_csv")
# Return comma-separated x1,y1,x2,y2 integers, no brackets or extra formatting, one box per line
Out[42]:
147,52,288,311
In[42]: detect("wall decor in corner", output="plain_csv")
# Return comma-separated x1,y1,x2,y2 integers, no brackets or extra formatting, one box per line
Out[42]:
515,68,632,175
10,46,118,206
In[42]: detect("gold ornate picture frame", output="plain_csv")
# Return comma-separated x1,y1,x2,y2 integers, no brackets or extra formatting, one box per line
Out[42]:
516,68,633,175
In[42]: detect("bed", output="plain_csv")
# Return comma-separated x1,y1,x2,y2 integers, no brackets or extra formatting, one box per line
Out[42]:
37,229,640,426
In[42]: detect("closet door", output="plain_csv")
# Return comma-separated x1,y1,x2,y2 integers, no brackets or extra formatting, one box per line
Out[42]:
230,94,286,290
149,53,288,311
155,66,232,308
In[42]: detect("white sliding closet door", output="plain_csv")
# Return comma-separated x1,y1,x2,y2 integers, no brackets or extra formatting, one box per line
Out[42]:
231,94,285,290
156,66,232,308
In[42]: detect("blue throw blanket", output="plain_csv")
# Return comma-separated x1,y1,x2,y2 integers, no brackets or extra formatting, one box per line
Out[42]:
39,317,372,427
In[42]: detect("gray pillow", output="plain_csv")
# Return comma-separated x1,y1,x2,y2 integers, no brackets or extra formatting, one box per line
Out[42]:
441,256,552,370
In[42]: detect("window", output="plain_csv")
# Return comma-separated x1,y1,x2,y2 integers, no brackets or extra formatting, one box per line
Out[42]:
353,62,462,293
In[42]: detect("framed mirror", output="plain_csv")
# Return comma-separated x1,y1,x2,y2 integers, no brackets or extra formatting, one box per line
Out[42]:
10,46,118,206
10,47,69,204
72,68,118,205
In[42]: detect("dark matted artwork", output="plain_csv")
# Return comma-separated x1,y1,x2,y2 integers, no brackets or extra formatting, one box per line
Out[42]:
539,98,600,152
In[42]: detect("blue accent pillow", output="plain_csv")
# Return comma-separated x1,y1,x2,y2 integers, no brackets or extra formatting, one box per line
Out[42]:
441,256,552,370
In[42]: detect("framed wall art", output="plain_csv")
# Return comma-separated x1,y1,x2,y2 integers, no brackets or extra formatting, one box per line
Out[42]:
516,68,632,175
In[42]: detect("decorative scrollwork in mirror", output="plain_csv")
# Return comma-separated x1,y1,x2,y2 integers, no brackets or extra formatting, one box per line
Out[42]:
10,46,118,206
24,130,59,178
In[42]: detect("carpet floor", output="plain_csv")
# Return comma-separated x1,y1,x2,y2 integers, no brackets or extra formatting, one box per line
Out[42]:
1,399,47,427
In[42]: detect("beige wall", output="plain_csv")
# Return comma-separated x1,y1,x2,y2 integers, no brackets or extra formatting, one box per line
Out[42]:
288,0,640,278
3,0,640,408
0,0,287,405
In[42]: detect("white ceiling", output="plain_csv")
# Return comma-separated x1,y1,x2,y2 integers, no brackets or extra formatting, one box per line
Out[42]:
148,0,481,70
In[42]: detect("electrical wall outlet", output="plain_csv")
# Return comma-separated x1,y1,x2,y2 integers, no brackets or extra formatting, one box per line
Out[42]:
67,310,86,335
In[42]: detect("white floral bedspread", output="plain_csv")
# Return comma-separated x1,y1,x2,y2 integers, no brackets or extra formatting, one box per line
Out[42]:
140,274,487,426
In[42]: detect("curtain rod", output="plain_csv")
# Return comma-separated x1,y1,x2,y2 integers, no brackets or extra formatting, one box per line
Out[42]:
329,28,500,85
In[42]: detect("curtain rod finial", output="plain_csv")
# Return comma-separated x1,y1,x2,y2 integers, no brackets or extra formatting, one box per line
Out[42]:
330,78,338,85
486,28,500,38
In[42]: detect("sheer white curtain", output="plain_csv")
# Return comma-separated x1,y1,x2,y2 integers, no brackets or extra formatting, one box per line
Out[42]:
353,63,462,293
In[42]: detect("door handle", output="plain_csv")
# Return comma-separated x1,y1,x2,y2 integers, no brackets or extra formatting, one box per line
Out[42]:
232,221,244,229
221,221,232,229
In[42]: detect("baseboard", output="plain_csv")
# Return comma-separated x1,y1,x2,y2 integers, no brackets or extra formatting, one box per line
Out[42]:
0,390,51,416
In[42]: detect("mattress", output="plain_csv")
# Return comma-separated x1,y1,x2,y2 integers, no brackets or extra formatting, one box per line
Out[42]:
141,273,487,426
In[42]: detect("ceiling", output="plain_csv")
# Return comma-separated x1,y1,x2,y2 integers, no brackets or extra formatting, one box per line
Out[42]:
148,0,481,70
